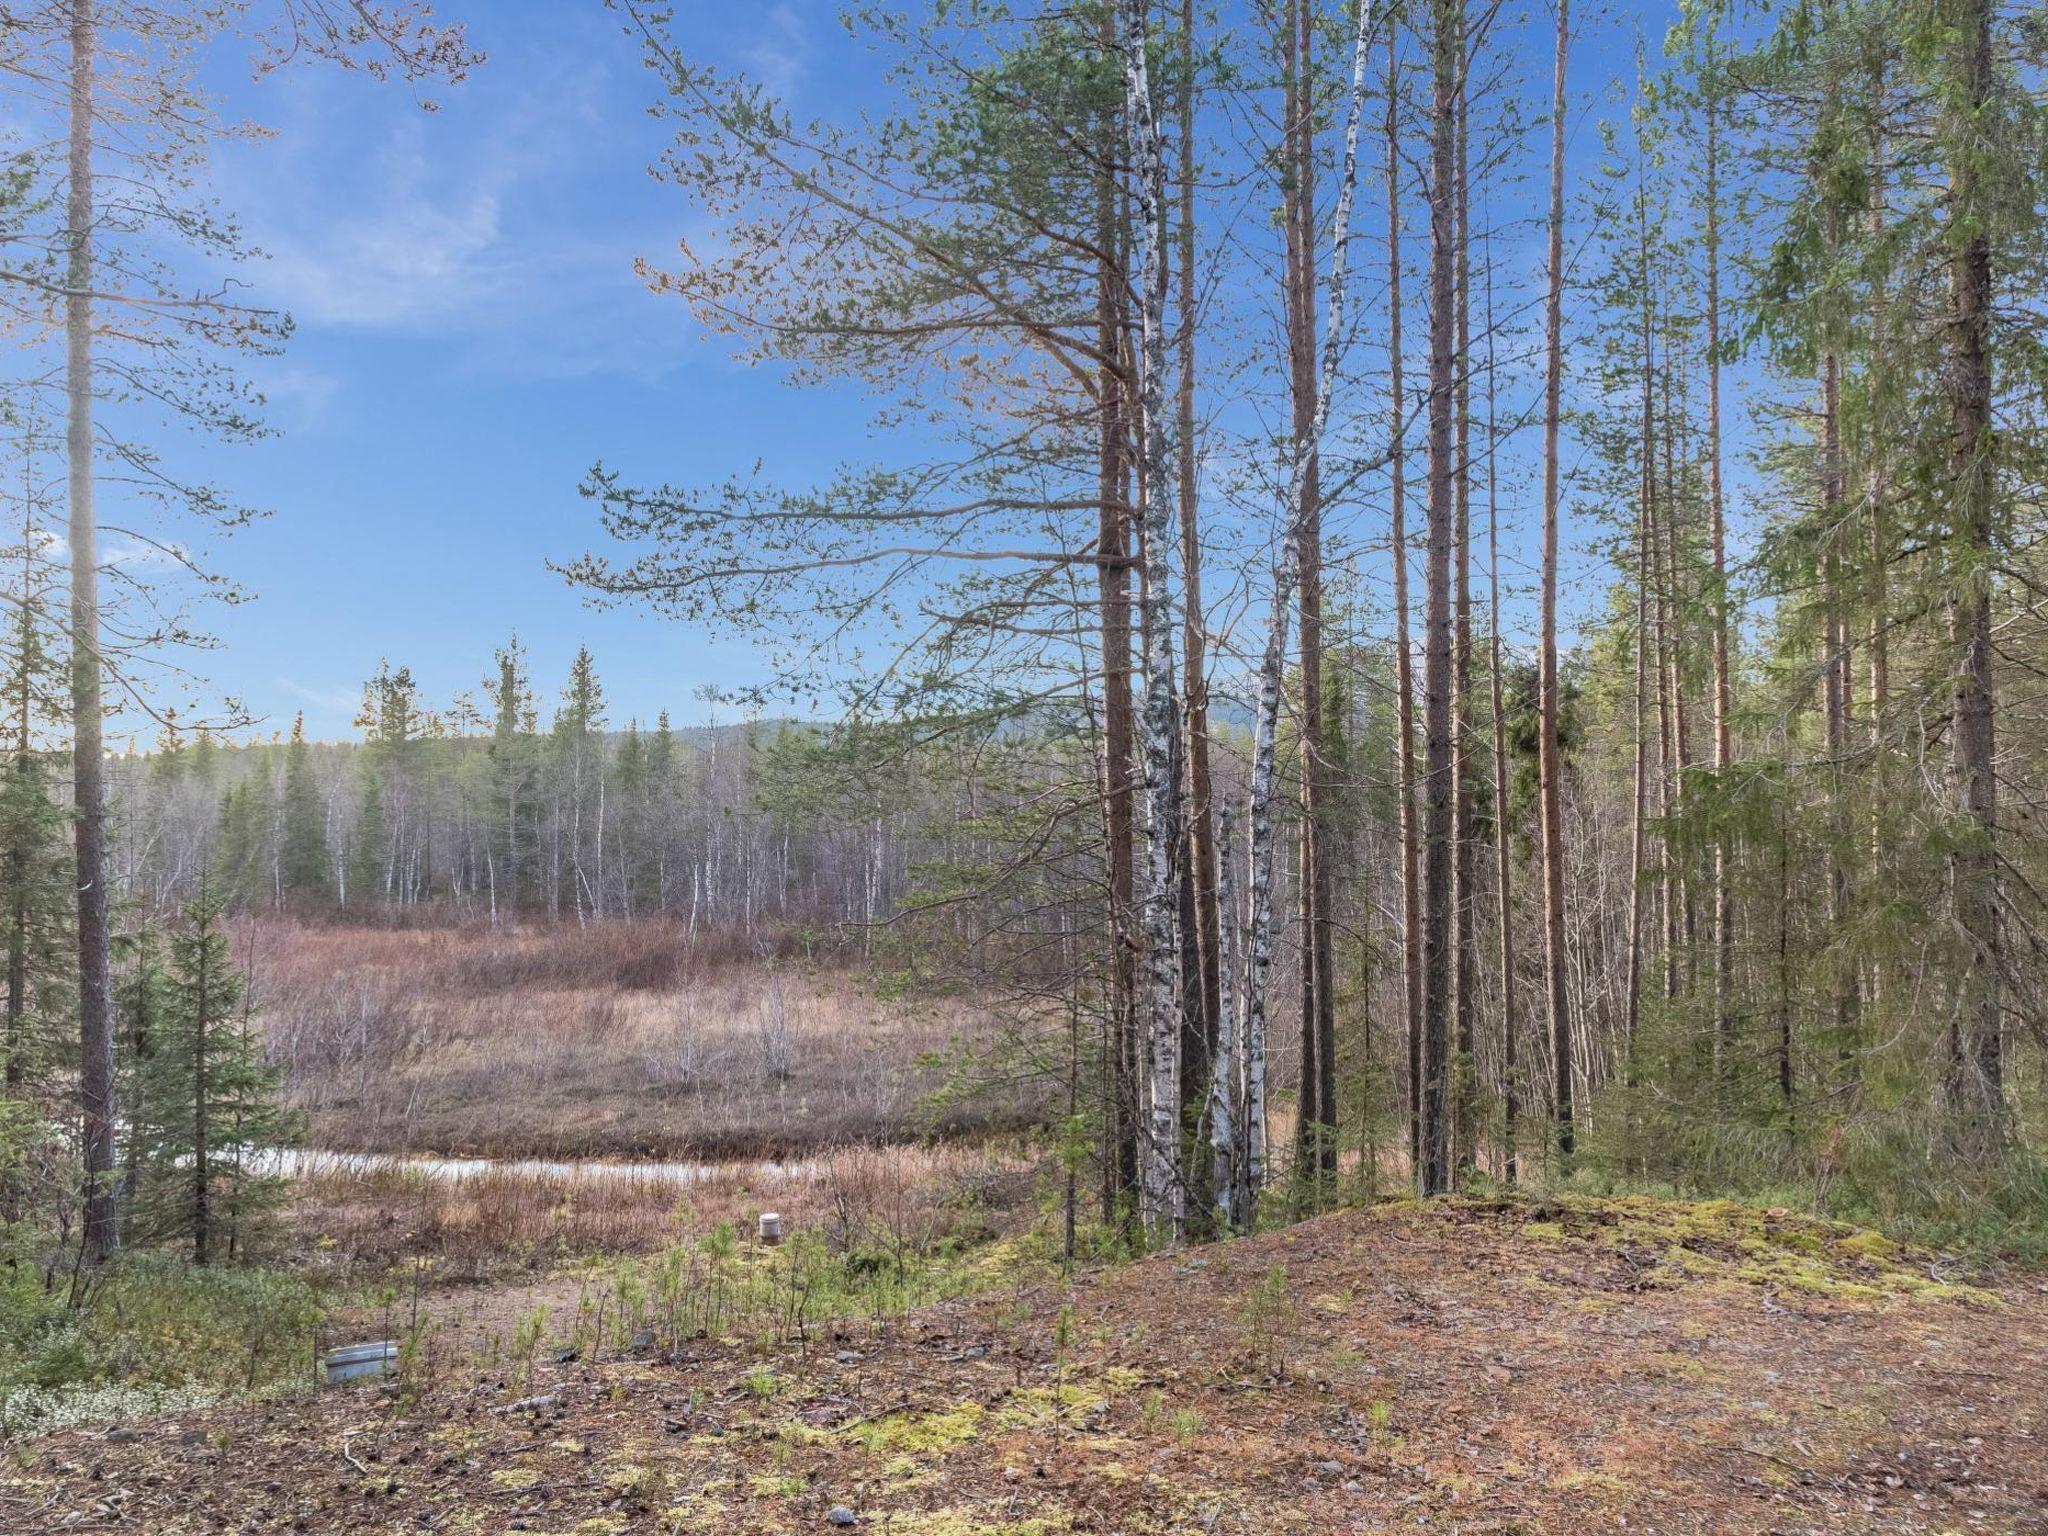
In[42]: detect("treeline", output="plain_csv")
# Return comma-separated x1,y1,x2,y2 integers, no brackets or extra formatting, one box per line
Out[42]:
116,644,928,937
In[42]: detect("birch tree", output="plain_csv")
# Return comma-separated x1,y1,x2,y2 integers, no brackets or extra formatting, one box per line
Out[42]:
1113,0,1187,1245
1232,0,1380,1228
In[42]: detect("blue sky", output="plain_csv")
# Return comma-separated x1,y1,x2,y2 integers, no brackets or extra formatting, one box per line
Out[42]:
189,2,874,740
165,0,1688,744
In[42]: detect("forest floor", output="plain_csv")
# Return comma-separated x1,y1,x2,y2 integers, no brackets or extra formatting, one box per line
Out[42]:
10,1193,2045,1535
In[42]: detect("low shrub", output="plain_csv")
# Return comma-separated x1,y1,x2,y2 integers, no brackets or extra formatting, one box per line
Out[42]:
0,1252,322,1439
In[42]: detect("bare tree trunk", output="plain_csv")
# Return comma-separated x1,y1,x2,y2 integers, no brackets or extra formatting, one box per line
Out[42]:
1626,143,1654,1093
1093,52,1140,1220
1942,0,2002,1139
1450,43,1478,1187
1776,824,1794,1114
1239,0,1376,1226
5,521,34,1096
1383,25,1423,1191
1284,0,1337,1195
1483,249,1516,1183
1418,0,1459,1197
1651,348,1677,1004
1535,0,1573,1165
67,0,119,1265
1116,0,1186,1245
1209,805,1240,1227
1862,65,1894,1018
1701,37,1736,1084
1175,0,1222,1226
1659,343,1695,988
192,937,210,1266
1821,345,1861,1067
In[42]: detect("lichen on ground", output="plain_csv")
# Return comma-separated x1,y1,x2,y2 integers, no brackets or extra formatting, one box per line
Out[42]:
1465,1193,2002,1305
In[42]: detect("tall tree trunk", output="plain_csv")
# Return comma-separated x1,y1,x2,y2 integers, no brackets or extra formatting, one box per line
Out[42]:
1239,0,1376,1227
192,939,210,1267
1209,805,1241,1226
1419,0,1459,1196
1942,0,2002,1138
5,523,34,1096
1175,0,1222,1225
1626,133,1654,1092
1450,39,1478,1186
1383,26,1423,1191
1116,0,1186,1245
67,0,118,1265
1483,250,1516,1183
1701,36,1736,1085
1659,344,1696,985
1093,48,1140,1220
1821,345,1861,1067
1535,0,1573,1164
1285,0,1337,1194
1652,348,1678,1003
1862,63,1892,1013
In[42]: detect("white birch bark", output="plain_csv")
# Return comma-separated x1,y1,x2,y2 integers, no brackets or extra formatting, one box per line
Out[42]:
1208,803,1240,1228
1116,0,1184,1246
1238,0,1378,1228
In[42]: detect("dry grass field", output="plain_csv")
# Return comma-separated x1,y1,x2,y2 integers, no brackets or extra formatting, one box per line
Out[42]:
289,1140,1038,1290
242,919,1036,1160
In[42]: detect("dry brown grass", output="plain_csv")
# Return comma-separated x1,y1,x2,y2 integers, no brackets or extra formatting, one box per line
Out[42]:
239,918,1034,1159
290,1140,1036,1292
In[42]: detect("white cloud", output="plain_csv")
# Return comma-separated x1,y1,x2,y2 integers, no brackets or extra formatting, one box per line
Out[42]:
204,9,815,385
220,43,631,339
251,360,344,430
280,678,363,719
740,5,813,103
259,150,512,328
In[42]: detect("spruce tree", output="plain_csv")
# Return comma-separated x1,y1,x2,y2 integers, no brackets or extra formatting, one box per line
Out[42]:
486,636,533,920
114,927,168,1215
213,779,275,911
555,647,607,922
0,507,75,1094
278,712,329,906
130,891,297,1264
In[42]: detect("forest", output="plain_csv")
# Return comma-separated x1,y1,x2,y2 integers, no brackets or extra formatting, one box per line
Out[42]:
3,0,2047,1530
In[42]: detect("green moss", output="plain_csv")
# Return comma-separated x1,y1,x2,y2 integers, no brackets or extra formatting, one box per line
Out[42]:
1480,1193,1998,1307
997,1382,1104,1426
848,1400,985,1455
1836,1228,1896,1261
889,1509,1074,1536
